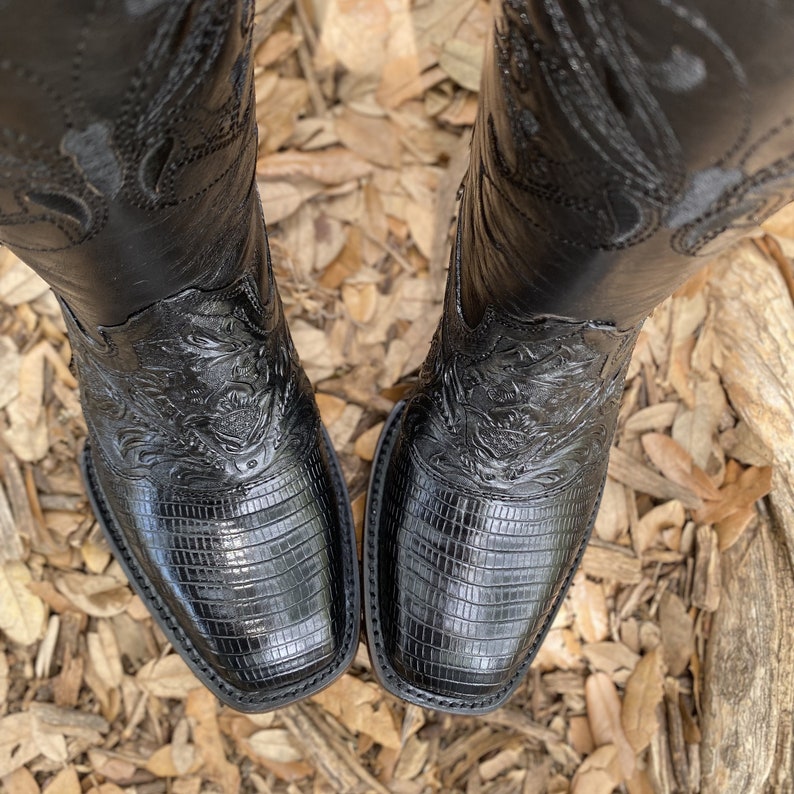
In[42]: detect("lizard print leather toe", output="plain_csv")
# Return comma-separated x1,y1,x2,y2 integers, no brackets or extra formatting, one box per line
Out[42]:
365,238,640,713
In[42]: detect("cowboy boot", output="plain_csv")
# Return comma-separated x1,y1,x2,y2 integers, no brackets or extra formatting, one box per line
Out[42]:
0,0,359,710
364,0,794,713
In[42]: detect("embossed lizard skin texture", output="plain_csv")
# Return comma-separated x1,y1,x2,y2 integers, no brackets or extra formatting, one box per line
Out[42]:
0,0,359,709
69,267,358,708
366,0,794,713
366,233,641,712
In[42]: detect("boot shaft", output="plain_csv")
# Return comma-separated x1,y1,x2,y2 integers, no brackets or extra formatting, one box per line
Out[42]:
0,0,261,328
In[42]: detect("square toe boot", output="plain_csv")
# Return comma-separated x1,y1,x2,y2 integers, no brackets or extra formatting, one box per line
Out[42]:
0,0,359,710
364,0,794,713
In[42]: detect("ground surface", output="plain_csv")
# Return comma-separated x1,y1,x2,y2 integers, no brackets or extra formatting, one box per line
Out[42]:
0,1,791,792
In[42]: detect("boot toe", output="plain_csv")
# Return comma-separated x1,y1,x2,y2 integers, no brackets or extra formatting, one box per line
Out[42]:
86,429,357,709
367,412,603,713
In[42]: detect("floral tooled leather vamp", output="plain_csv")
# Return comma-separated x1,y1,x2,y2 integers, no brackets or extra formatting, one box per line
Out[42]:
71,266,359,710
364,237,640,713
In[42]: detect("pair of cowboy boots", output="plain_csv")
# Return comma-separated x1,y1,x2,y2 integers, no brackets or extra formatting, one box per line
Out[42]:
2,0,794,713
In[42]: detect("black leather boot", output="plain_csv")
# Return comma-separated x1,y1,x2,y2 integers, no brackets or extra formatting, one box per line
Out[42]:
0,0,359,710
365,0,794,713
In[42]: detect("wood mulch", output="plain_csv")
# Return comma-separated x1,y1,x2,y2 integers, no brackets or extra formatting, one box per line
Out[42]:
1,1,793,792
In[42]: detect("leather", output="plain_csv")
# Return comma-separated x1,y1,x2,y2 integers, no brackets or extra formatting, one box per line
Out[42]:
459,0,794,328
0,0,359,709
71,262,359,709
365,231,640,712
365,0,794,714
0,0,260,328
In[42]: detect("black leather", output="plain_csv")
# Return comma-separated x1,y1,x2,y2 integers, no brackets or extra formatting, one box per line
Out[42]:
459,0,794,328
365,0,794,713
365,231,640,712
0,0,359,709
0,0,260,328
74,262,359,709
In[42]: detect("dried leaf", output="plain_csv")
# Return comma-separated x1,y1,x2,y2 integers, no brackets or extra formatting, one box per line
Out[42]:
136,655,201,699
571,744,622,794
55,573,131,618
244,729,304,763
342,282,379,323
632,500,685,557
658,591,694,677
0,337,21,410
86,621,123,690
186,688,240,794
0,651,8,704
145,745,201,778
0,561,47,645
641,433,721,501
335,110,402,169
354,422,384,462
621,646,665,753
582,642,640,676
533,628,584,672
258,148,373,185
568,573,609,643
439,38,484,92
594,477,630,543
312,675,401,749
0,713,37,777
3,766,40,794
694,465,772,524
258,180,319,224
585,672,636,779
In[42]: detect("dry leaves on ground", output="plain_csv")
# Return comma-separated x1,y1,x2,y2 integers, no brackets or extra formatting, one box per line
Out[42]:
0,1,791,792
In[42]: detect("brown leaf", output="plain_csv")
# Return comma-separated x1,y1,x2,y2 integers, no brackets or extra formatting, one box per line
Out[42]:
632,500,685,557
136,655,201,699
439,38,484,91
145,745,202,778
54,573,131,618
567,572,609,643
258,148,373,185
335,110,402,169
0,713,37,777
621,646,666,753
243,729,304,763
0,561,47,645
582,642,640,676
4,766,40,794
312,675,401,749
585,672,636,780
533,628,584,672
608,446,702,510
354,422,385,462
658,592,694,677
641,432,721,501
186,688,240,794
571,744,622,794
694,465,772,524
258,179,320,225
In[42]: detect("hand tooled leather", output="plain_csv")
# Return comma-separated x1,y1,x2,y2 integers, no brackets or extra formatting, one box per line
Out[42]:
72,264,358,708
365,236,640,711
366,0,794,712
460,0,794,327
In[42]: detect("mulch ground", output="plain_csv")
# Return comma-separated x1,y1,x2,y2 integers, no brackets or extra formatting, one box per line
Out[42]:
0,1,790,792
